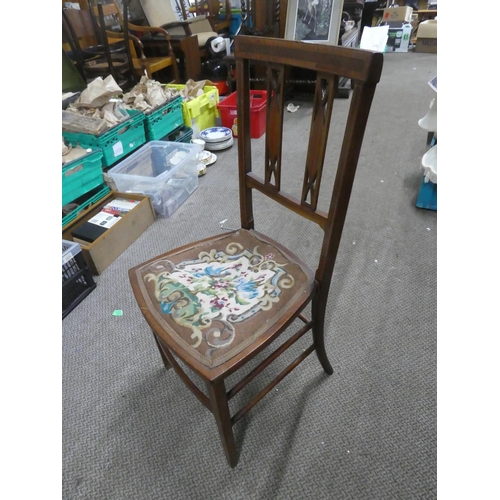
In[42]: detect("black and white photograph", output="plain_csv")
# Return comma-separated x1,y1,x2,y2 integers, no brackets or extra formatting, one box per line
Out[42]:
285,0,343,45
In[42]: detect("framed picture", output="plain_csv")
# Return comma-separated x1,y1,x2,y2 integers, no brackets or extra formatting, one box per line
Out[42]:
284,0,344,45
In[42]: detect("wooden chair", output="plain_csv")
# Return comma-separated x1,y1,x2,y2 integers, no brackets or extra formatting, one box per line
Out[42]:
140,0,217,48
128,35,383,468
90,0,180,82
138,0,219,55
62,7,137,89
190,0,232,35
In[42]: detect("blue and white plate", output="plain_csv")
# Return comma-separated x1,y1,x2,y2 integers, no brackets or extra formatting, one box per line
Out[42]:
199,127,232,143
204,136,233,151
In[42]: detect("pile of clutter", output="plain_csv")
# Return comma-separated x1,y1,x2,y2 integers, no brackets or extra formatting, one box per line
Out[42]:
121,76,180,113
62,75,182,134
63,76,135,132
62,76,234,177
62,75,220,139
62,75,182,165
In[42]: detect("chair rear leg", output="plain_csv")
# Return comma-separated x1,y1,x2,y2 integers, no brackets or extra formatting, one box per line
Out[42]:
312,299,334,375
205,379,239,468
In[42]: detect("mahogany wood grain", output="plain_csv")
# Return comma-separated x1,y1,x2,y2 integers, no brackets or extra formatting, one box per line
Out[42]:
129,35,383,468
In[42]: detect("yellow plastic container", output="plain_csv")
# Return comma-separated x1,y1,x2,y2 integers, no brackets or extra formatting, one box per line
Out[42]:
166,84,220,137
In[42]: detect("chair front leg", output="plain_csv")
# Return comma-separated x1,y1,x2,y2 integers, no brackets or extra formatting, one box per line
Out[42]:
205,378,239,468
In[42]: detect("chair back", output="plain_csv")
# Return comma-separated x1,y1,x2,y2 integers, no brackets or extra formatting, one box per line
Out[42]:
92,0,124,26
90,0,137,57
87,0,128,32
192,0,231,22
139,0,181,27
235,35,383,291
62,7,100,50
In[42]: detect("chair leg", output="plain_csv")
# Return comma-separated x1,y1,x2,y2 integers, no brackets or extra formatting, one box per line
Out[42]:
205,379,239,468
312,299,334,375
170,55,180,83
152,332,172,370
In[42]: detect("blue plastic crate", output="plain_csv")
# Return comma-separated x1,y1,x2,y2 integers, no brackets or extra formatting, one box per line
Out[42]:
229,12,242,38
415,177,437,211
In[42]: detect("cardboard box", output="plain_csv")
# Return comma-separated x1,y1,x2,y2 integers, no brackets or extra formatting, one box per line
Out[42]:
382,6,413,23
415,19,437,53
385,22,412,53
62,192,156,275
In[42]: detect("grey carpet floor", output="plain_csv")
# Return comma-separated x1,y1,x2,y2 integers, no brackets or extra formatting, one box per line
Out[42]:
62,51,437,499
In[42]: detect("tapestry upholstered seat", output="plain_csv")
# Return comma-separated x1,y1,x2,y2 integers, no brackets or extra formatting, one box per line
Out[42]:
130,229,314,370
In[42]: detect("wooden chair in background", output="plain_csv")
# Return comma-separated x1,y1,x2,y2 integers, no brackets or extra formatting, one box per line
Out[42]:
89,0,180,82
128,35,383,467
189,0,232,36
139,0,218,55
62,6,137,89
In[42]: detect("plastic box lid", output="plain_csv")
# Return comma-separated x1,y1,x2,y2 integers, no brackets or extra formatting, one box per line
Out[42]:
107,141,202,218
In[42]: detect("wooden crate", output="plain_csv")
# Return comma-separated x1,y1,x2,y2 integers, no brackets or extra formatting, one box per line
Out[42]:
62,192,156,275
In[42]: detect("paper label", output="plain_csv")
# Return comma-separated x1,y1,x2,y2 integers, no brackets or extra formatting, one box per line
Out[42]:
112,141,124,157
88,211,122,228
102,198,140,215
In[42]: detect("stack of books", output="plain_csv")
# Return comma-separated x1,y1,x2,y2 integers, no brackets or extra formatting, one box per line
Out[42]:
71,198,140,246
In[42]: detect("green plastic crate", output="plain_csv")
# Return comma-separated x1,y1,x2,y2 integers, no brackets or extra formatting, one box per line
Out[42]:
62,149,104,207
160,124,193,143
62,184,111,228
62,110,146,168
144,96,183,141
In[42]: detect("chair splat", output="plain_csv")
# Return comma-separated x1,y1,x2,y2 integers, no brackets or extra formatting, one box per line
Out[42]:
301,75,336,210
264,63,286,190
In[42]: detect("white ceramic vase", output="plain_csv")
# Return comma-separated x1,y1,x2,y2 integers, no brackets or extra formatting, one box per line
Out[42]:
418,97,437,134
421,144,437,184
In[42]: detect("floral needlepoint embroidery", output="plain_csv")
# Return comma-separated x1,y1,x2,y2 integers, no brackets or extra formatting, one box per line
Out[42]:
144,243,294,357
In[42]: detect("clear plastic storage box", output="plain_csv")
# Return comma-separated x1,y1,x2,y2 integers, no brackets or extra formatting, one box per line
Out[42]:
106,141,200,218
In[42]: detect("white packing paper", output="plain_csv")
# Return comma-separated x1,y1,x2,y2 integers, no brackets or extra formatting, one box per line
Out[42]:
121,76,181,113
74,75,123,109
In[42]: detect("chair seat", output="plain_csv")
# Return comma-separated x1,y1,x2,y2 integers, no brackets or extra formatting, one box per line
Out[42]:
129,229,315,371
85,54,129,72
132,56,174,74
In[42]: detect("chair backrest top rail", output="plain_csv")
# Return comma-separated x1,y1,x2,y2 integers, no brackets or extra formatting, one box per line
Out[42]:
234,35,383,84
